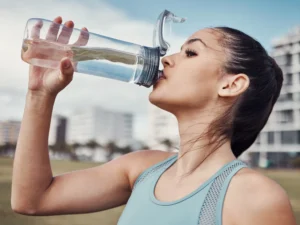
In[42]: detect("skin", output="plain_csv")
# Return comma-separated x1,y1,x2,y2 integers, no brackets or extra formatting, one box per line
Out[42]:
11,16,296,225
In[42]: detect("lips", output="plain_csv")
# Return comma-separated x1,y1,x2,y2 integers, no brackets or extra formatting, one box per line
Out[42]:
158,75,166,81
153,71,166,86
159,71,166,80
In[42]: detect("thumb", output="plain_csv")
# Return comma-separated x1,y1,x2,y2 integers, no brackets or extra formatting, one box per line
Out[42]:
59,57,74,82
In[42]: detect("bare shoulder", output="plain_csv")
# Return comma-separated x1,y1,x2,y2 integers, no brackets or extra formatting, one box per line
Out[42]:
225,167,296,225
117,150,175,190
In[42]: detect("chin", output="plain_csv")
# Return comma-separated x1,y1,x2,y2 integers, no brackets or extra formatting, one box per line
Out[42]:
149,91,179,113
149,90,163,106
149,90,168,109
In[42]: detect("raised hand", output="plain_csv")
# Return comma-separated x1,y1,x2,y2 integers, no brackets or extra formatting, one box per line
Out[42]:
23,16,89,97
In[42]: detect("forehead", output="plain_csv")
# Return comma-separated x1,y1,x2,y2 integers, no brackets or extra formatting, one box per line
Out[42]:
188,28,223,52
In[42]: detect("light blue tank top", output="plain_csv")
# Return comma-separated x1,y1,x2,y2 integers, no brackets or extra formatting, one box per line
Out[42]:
117,153,247,225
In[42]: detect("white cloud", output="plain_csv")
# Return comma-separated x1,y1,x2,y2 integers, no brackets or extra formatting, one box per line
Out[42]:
0,0,186,141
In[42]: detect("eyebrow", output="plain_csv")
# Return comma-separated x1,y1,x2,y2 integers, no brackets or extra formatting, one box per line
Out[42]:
180,38,207,50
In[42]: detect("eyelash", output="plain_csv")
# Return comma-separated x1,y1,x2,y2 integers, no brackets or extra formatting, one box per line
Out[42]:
185,48,198,57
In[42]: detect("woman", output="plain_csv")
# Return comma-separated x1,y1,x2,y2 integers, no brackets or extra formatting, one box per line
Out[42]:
11,16,296,225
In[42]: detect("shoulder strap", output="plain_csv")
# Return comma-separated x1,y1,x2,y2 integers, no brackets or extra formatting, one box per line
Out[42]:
198,160,247,225
133,153,177,190
215,163,247,225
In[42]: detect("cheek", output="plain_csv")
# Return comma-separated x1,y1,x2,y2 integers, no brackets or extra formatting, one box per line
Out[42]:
170,62,220,104
163,73,216,106
177,62,218,92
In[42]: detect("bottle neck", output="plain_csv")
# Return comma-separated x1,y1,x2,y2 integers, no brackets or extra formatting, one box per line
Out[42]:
134,46,160,88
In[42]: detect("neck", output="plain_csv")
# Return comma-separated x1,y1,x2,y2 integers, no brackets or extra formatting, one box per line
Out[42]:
173,109,236,178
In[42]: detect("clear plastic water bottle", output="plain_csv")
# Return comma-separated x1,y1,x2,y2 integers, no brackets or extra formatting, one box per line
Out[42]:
21,10,186,88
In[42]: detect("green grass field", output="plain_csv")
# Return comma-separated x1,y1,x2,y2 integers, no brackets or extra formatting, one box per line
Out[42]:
1,156,299,225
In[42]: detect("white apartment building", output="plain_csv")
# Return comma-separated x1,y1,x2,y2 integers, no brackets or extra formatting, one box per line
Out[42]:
67,106,133,146
249,26,300,154
0,120,21,145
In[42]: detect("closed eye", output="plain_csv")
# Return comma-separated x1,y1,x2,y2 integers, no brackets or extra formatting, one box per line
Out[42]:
185,49,198,57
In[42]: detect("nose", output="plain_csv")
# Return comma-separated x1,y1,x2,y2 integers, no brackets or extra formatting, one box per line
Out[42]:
161,55,174,68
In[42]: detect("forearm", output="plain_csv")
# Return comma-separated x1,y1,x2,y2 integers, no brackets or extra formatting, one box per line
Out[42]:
11,91,56,210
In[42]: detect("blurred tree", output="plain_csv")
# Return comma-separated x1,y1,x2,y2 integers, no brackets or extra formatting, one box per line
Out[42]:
48,144,55,152
291,157,300,168
0,144,4,155
105,141,117,161
85,139,100,150
119,145,132,154
50,142,69,153
69,142,81,161
71,142,81,150
161,138,173,152
141,144,150,150
0,142,16,156
0,143,8,155
11,142,17,153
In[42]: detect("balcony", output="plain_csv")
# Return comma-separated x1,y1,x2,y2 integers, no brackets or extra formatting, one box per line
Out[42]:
249,144,300,152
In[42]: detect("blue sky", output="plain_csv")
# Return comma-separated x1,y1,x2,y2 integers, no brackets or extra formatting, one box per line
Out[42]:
98,0,300,51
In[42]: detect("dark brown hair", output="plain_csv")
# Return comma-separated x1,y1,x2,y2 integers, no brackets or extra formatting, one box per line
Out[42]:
205,27,283,158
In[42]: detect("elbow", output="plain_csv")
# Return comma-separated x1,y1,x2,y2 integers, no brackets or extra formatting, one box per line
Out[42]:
11,199,38,216
11,206,38,216
12,207,37,216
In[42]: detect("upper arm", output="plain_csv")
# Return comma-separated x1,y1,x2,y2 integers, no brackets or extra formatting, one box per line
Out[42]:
256,191,297,225
225,169,297,225
246,186,296,225
29,150,171,216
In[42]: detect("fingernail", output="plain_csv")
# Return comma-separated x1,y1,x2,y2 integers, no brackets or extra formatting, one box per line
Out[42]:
63,60,70,69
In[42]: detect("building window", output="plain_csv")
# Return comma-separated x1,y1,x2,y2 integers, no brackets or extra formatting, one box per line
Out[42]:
278,93,293,102
256,133,261,145
287,93,293,101
277,95,284,102
267,132,274,144
276,110,294,123
286,53,292,66
281,131,297,144
286,73,293,85
298,131,300,144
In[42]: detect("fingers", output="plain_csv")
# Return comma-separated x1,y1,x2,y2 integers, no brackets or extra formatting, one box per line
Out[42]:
44,16,89,47
46,16,62,41
59,57,74,82
30,20,43,39
56,20,74,44
73,27,89,46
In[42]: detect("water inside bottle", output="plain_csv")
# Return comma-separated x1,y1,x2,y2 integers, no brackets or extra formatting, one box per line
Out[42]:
22,38,143,82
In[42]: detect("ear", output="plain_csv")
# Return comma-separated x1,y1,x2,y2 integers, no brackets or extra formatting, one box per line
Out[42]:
218,74,250,97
